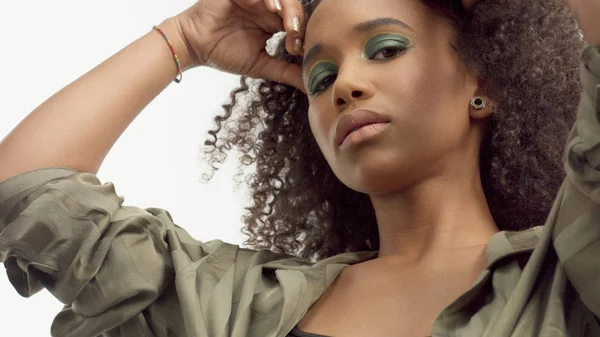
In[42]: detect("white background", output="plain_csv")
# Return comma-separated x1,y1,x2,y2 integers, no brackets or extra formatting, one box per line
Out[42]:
0,0,261,335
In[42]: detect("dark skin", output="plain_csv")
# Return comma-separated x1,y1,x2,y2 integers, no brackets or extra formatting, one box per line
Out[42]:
169,0,597,335
302,0,498,269
295,2,499,335
296,0,600,266
291,0,600,335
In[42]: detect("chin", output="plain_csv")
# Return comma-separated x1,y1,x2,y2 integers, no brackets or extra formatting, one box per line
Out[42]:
335,153,414,194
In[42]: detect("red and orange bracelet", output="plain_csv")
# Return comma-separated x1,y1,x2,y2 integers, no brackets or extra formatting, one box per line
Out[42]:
153,25,183,83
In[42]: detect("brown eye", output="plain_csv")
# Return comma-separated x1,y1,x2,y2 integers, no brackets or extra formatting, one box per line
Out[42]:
371,46,405,60
313,74,337,94
310,45,406,95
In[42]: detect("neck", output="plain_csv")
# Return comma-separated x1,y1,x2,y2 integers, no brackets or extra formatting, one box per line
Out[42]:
371,164,498,267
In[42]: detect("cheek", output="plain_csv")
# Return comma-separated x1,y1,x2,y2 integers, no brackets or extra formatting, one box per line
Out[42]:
370,53,472,170
381,51,463,107
377,60,443,141
421,53,473,140
308,106,335,156
381,51,470,133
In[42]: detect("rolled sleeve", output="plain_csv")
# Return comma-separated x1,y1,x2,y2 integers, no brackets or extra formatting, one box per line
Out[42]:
553,44,600,319
565,44,600,200
0,168,174,336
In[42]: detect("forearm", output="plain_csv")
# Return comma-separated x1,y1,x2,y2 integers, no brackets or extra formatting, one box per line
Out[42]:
0,17,194,181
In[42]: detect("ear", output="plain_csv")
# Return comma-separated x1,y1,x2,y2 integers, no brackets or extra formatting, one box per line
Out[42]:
469,95,495,120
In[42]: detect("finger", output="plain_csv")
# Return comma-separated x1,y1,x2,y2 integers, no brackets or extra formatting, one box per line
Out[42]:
234,0,283,34
263,0,283,15
262,0,304,54
275,0,306,55
263,0,306,56
259,12,286,34
253,50,307,94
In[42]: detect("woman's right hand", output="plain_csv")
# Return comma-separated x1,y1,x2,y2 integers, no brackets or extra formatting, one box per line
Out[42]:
176,0,307,93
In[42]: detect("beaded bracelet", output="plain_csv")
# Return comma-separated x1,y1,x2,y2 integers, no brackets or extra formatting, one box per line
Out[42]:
153,25,183,83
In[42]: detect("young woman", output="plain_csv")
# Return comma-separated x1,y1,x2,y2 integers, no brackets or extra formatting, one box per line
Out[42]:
0,0,598,336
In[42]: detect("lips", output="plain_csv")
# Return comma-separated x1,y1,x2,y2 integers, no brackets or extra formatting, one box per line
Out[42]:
334,109,391,146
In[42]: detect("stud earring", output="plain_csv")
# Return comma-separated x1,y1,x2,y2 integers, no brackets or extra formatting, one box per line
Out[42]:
470,96,486,110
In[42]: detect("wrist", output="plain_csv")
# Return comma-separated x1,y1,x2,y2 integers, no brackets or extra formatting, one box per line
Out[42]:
156,17,196,71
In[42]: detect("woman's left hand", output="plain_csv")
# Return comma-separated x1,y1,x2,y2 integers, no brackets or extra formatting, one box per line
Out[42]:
564,0,600,45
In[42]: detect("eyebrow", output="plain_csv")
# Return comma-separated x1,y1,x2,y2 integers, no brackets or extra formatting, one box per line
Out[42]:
302,17,414,72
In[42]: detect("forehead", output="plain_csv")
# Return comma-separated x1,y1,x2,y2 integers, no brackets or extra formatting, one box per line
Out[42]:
305,0,425,39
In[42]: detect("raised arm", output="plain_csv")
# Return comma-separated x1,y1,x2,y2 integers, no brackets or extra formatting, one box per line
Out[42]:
0,0,306,182
0,2,307,335
0,18,193,180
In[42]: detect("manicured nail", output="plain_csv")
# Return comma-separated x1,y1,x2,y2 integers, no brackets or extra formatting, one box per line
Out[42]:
294,37,303,54
292,16,300,33
274,0,282,11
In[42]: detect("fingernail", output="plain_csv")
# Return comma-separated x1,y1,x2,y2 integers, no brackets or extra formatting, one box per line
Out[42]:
292,16,300,33
294,37,303,54
274,0,282,11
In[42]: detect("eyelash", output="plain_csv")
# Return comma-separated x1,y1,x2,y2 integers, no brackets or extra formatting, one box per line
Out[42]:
310,46,407,96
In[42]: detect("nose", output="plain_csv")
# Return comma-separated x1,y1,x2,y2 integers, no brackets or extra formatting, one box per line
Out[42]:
335,90,365,106
332,65,375,110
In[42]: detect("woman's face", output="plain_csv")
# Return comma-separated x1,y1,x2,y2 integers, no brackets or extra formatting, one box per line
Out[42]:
303,0,483,194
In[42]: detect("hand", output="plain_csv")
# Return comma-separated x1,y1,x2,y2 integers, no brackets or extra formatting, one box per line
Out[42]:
564,0,600,45
175,0,307,93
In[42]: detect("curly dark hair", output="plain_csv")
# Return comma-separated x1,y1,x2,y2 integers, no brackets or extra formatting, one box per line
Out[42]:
200,0,584,262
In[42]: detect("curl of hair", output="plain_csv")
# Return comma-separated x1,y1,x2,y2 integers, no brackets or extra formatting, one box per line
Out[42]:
200,0,583,262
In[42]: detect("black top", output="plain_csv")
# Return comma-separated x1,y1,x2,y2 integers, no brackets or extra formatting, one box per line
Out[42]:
286,324,331,337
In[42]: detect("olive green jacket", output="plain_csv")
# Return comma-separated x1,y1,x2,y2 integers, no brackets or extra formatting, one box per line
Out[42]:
2,45,600,337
